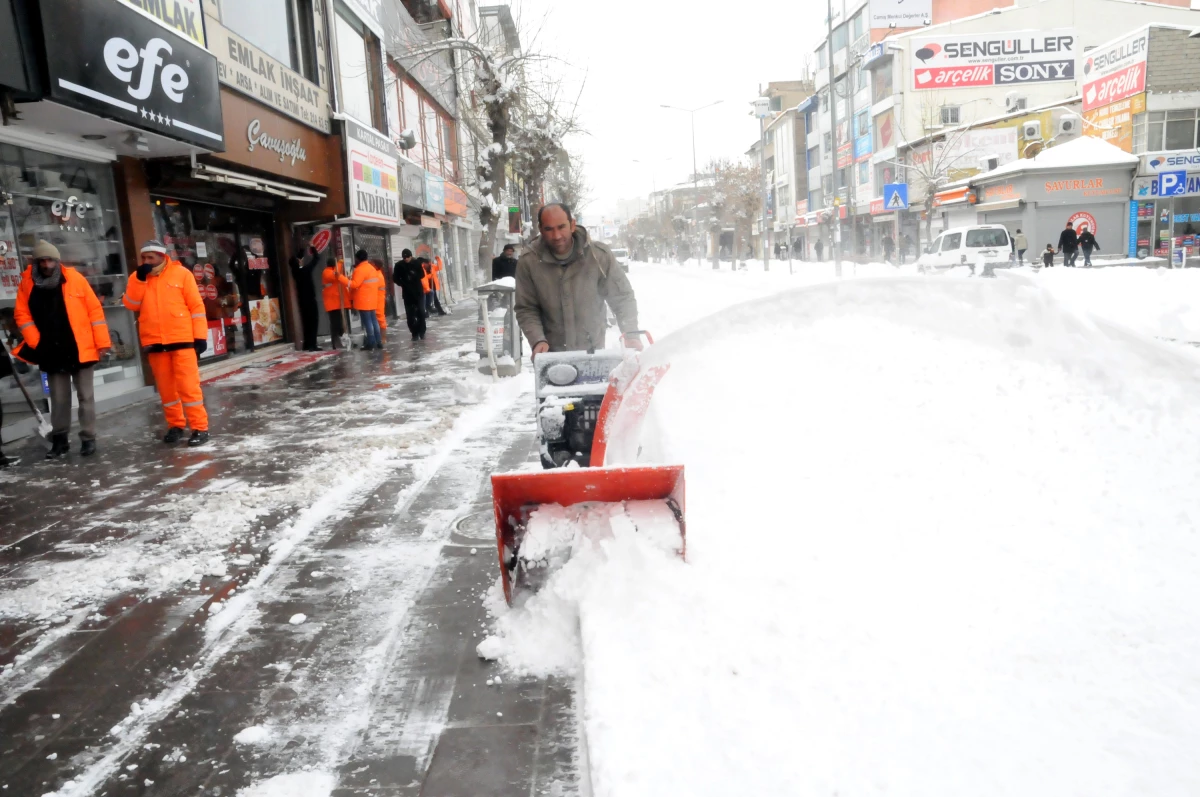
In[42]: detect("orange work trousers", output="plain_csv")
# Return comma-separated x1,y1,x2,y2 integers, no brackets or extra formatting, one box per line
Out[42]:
148,349,209,431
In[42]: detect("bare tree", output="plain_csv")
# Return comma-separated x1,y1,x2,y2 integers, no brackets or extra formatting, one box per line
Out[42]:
707,158,761,267
547,152,590,211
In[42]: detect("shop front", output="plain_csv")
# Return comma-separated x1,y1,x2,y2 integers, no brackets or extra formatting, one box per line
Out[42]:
1132,152,1200,259
0,0,224,435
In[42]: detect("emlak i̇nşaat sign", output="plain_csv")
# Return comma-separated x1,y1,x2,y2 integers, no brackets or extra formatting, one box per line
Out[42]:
39,0,223,149
911,30,1076,90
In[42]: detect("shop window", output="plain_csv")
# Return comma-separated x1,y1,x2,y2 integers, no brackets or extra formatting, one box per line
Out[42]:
335,3,382,129
0,145,139,417
217,0,317,81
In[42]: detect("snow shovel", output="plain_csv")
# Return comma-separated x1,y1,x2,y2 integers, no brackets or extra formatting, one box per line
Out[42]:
0,335,52,438
491,347,685,605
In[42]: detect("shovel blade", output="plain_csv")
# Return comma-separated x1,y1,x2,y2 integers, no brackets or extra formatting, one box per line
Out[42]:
491,464,686,605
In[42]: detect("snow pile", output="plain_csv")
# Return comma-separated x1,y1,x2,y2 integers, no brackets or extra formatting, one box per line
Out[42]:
232,725,273,745
490,274,1200,796
235,771,335,797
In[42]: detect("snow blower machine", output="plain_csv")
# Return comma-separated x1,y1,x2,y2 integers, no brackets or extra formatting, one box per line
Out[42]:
491,332,686,604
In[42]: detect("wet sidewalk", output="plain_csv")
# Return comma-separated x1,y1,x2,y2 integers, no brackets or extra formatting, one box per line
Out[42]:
0,303,581,796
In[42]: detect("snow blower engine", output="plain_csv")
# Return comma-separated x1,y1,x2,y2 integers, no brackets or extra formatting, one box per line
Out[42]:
491,332,687,605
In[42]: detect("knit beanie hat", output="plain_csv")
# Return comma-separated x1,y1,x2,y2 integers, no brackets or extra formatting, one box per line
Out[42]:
140,239,168,255
32,240,61,260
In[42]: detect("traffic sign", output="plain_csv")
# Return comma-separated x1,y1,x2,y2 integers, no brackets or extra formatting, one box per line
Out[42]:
1159,170,1187,197
883,183,909,210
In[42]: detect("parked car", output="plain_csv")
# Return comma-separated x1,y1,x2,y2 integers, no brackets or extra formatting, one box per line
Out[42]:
610,248,631,272
916,225,1012,275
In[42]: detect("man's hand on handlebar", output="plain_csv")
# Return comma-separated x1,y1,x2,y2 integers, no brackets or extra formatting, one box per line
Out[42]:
624,335,644,351
532,341,550,358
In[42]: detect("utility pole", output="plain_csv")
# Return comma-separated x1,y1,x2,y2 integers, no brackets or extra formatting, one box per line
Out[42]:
759,103,770,271
662,101,723,269
825,0,842,278
846,53,859,269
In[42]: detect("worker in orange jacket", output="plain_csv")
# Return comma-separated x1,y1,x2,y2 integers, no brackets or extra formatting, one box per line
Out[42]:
428,255,447,316
374,260,387,342
13,240,111,459
122,239,211,446
321,259,350,348
348,249,382,349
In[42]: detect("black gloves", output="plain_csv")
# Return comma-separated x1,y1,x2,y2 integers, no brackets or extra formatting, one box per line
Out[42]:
194,339,207,355
135,264,153,281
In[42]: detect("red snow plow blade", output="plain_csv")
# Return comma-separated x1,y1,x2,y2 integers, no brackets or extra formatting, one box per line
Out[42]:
491,340,685,605
492,465,686,604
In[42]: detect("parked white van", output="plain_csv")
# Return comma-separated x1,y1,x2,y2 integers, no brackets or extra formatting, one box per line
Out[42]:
916,225,1012,274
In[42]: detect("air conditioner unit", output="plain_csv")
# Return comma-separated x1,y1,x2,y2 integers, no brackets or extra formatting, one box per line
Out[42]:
1057,115,1080,136
1022,120,1042,140
981,154,1000,171
1004,92,1028,112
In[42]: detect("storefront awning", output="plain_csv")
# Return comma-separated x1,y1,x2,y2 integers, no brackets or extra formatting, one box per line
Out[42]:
975,199,1024,212
933,187,970,208
191,160,325,202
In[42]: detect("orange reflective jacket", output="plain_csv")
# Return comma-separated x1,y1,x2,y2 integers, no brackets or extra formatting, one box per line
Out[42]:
431,257,443,290
321,266,350,311
421,261,432,292
374,264,387,329
349,261,381,311
14,265,111,364
122,258,207,346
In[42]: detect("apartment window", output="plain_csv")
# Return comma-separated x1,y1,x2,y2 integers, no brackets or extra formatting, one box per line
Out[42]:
855,110,869,138
807,145,819,170
836,167,848,190
441,117,457,180
809,189,821,210
823,132,832,155
822,175,833,197
851,9,865,43
940,106,961,126
818,47,828,69
1133,112,1147,154
858,160,869,185
217,0,316,79
872,61,893,105
335,3,381,127
831,23,848,53
1143,110,1200,152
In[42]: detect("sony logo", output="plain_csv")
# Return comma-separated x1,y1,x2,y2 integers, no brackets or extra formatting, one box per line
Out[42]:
103,36,189,102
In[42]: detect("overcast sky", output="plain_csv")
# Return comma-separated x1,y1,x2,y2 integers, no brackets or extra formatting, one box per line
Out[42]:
507,0,824,225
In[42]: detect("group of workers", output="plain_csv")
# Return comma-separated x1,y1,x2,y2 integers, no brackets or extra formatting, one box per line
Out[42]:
316,248,447,349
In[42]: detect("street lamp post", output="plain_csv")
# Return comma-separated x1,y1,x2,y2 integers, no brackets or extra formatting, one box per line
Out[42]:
662,101,723,269
825,0,842,279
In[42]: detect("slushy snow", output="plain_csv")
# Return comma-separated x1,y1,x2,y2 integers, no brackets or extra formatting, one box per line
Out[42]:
487,271,1200,796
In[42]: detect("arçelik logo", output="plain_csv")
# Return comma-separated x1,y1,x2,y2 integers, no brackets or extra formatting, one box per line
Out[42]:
915,43,941,63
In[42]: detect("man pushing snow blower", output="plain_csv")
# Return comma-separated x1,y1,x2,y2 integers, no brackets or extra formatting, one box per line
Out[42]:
515,203,643,468
492,204,684,605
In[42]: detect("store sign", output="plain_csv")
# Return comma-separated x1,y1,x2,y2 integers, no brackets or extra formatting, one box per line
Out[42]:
121,0,204,47
982,183,1018,202
399,157,426,209
311,229,332,253
208,16,330,133
1142,152,1200,173
912,127,1019,173
246,119,306,164
1042,176,1123,197
40,0,224,149
425,173,446,215
911,30,1076,90
1081,28,1148,112
444,181,468,217
1068,211,1098,236
0,218,20,301
1082,92,1145,153
345,118,399,225
1134,173,1200,199
869,0,931,28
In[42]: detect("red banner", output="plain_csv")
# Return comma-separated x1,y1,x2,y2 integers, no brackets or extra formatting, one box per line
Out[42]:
913,65,994,89
1083,62,1145,112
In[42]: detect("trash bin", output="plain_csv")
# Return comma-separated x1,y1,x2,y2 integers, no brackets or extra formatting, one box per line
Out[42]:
475,278,522,377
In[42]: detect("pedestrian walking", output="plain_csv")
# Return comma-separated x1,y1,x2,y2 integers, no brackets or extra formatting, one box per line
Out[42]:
429,255,448,316
321,258,350,349
122,239,210,447
900,233,913,265
1013,229,1028,265
349,250,382,350
1058,221,1079,267
397,251,427,341
882,234,895,264
1042,244,1057,268
11,241,111,458
815,238,824,262
1078,226,1100,267
492,244,518,281
290,246,322,351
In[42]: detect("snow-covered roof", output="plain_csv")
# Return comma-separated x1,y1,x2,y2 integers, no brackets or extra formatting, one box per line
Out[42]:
970,136,1138,183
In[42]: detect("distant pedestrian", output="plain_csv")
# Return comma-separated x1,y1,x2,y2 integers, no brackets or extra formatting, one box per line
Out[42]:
900,233,913,264
430,255,448,315
1077,226,1099,267
349,249,382,350
492,244,518,281
882,234,895,264
1013,229,1028,265
321,258,350,349
815,238,824,262
1042,244,1057,268
123,239,210,447
373,258,388,345
290,246,321,351
396,250,427,341
13,241,111,459
1058,221,1079,267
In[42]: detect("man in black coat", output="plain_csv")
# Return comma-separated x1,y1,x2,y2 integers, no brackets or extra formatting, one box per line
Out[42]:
290,246,321,350
1077,226,1100,267
1057,222,1080,267
395,250,427,341
491,244,518,281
